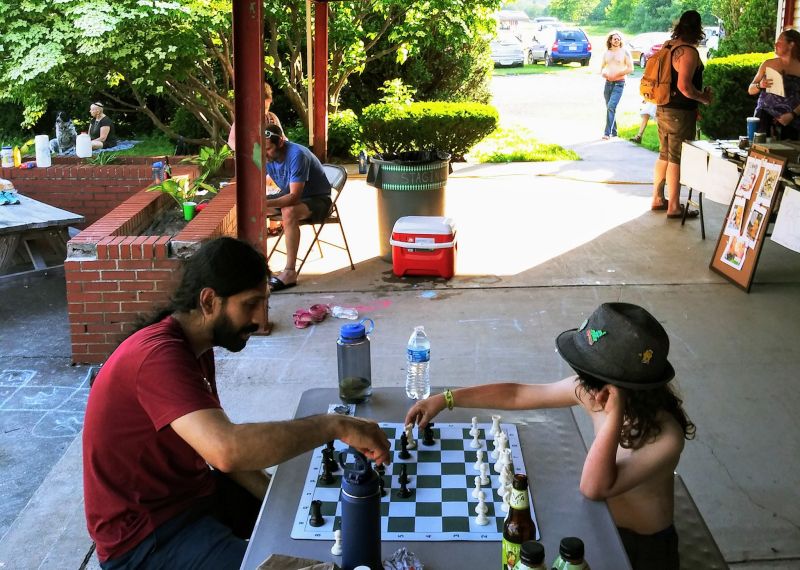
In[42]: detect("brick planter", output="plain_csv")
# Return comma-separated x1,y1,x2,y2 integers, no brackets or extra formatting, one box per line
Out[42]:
0,156,200,228
65,184,237,364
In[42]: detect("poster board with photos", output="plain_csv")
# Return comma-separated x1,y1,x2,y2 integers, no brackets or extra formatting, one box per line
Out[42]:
709,150,786,292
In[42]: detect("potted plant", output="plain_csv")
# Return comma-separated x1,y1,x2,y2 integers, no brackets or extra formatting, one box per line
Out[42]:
147,173,217,221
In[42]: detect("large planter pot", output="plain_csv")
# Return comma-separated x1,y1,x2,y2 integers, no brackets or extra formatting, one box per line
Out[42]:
366,151,451,261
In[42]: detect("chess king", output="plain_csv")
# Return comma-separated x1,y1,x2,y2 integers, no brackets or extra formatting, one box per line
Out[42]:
82,237,390,569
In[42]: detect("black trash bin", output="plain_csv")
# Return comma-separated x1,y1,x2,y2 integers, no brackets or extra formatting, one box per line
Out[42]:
366,150,451,261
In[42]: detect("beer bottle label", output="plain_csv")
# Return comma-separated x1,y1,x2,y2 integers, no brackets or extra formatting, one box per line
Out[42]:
501,537,522,570
509,487,530,510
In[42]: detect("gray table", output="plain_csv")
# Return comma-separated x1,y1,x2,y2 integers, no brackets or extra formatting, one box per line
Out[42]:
241,388,631,570
0,193,83,273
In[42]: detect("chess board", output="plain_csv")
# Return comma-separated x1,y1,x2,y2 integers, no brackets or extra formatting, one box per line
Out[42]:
290,422,540,541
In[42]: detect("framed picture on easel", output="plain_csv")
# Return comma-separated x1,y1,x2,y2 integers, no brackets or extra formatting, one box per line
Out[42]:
709,150,786,292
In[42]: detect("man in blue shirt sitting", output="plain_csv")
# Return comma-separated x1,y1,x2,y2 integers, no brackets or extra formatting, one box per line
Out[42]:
264,124,332,291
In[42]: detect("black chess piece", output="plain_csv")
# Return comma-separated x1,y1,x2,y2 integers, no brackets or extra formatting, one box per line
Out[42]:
323,446,339,473
376,463,386,475
422,422,435,446
398,432,411,459
399,464,409,485
397,478,413,498
309,499,325,527
378,474,387,497
319,457,334,485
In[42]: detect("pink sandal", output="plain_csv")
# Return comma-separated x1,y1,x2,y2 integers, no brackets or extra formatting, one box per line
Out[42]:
293,309,315,329
309,304,330,323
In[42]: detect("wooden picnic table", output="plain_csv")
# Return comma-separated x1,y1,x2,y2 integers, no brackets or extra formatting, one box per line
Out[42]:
0,192,84,274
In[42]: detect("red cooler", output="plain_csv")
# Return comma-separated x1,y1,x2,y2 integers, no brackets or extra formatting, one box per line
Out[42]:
390,216,457,279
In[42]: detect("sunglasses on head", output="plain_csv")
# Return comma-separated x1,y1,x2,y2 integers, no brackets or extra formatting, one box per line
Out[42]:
264,129,280,139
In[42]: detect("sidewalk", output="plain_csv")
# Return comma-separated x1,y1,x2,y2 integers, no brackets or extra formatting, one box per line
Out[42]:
1,138,798,569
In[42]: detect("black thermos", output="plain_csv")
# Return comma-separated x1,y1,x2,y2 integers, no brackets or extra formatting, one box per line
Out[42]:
338,447,382,570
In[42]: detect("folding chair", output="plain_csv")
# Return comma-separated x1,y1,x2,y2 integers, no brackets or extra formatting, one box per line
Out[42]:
267,164,355,276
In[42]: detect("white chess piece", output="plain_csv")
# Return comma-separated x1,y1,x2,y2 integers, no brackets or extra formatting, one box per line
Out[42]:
473,449,484,471
331,529,343,555
472,475,482,499
497,482,508,498
470,428,482,449
475,490,489,525
491,431,507,460
490,414,502,437
405,423,417,449
469,416,479,436
479,462,491,485
493,437,509,473
501,486,511,513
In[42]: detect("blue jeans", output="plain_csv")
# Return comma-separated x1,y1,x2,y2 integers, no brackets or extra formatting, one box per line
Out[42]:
604,80,625,136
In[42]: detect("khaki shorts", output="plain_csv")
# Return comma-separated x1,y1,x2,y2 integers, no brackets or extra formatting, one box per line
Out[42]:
656,107,697,164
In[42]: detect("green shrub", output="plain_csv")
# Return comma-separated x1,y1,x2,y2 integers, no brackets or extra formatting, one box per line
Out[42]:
699,52,771,140
360,101,498,160
328,110,363,160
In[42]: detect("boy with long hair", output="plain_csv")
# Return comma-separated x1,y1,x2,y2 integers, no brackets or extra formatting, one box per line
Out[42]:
405,303,694,570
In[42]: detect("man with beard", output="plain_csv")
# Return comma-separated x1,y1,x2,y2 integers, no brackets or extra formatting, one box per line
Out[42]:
83,237,390,569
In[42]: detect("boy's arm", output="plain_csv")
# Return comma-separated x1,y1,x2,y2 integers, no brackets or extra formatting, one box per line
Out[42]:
580,387,683,499
404,376,582,428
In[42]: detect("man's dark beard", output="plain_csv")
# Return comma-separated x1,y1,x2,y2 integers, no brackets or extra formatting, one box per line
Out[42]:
212,313,258,352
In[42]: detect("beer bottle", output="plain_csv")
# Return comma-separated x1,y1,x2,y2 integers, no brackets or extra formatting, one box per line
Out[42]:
502,473,537,570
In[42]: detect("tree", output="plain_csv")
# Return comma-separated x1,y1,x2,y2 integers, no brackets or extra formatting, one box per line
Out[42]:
714,0,778,56
0,0,500,145
548,0,601,23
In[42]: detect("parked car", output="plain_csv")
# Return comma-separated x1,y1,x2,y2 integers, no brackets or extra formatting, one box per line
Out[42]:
491,36,525,67
529,27,591,66
703,26,722,53
627,32,672,68
531,16,560,32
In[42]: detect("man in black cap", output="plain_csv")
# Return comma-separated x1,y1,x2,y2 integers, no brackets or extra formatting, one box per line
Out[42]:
405,303,695,570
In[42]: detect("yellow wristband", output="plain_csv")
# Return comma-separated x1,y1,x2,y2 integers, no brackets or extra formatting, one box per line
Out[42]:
443,389,455,411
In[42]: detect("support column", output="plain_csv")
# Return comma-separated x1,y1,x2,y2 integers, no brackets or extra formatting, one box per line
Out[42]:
312,0,329,161
232,0,265,249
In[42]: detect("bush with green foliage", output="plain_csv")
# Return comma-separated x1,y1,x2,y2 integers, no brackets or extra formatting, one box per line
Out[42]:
328,110,363,160
714,0,778,57
360,102,498,160
698,52,771,139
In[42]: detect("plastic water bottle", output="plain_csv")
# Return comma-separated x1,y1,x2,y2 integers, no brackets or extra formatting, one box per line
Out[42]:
358,150,368,174
405,326,430,399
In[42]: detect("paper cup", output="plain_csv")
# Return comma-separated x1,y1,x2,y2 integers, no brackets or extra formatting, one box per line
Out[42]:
183,201,197,221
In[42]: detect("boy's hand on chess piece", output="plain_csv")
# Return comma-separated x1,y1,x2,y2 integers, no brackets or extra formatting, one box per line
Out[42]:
338,415,392,466
404,394,446,429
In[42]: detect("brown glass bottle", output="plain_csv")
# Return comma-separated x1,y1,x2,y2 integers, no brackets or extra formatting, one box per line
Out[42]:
501,474,537,570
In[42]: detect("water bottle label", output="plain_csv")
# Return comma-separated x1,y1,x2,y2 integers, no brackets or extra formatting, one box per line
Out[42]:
407,348,430,363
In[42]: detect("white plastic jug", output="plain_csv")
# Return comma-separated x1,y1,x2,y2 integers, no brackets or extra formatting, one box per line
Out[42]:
76,133,92,158
35,135,51,168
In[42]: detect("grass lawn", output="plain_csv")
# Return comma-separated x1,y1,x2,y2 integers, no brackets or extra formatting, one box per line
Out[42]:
114,133,176,156
616,122,659,152
492,63,587,76
467,127,580,163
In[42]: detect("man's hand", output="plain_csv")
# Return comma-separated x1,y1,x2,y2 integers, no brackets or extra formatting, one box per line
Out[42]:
338,415,392,466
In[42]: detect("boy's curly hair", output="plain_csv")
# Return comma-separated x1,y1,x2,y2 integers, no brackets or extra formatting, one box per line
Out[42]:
577,375,696,449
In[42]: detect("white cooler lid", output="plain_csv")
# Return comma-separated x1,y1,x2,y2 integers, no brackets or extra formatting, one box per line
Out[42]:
392,216,456,235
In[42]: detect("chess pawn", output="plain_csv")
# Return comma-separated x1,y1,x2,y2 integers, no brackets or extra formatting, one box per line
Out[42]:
405,423,417,449
491,414,502,436
472,475,483,499
474,449,485,471
474,490,489,526
338,447,382,570
479,462,491,485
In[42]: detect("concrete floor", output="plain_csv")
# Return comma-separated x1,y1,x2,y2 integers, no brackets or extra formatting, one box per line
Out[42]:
0,134,798,568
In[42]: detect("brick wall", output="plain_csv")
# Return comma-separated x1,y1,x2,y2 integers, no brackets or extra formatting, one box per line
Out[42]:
0,156,200,228
65,184,238,363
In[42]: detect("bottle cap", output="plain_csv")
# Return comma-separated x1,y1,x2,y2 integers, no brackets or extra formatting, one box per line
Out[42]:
339,448,379,496
559,536,584,561
520,541,545,565
339,318,374,341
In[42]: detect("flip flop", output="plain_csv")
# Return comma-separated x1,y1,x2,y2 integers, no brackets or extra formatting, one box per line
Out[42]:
267,224,283,237
309,304,330,323
293,309,314,329
667,204,700,219
269,276,297,292
651,200,669,211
